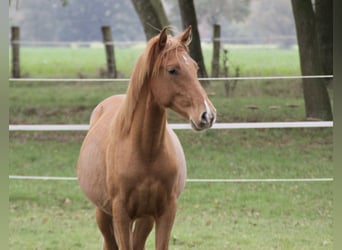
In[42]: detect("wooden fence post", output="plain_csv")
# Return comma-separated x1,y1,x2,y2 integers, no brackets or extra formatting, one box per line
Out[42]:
101,26,117,78
223,49,239,97
211,24,221,77
11,26,20,78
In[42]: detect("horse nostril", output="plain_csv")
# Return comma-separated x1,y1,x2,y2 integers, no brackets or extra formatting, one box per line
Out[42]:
201,112,208,125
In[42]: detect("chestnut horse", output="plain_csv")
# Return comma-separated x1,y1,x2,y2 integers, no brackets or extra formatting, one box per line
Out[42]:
77,26,216,250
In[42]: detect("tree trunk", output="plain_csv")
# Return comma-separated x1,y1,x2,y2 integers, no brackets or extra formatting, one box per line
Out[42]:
315,0,333,80
178,0,209,86
130,0,170,40
150,0,169,30
291,0,332,121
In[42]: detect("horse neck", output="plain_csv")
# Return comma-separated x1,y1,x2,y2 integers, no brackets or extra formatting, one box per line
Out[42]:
118,81,167,158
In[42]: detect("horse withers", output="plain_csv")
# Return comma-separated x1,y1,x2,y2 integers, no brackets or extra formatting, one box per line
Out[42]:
77,26,216,250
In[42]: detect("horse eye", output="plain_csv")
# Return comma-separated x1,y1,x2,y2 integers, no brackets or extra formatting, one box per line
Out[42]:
168,68,177,75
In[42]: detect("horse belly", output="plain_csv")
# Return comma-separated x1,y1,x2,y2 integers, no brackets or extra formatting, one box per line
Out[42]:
77,132,112,213
167,126,187,197
77,95,125,214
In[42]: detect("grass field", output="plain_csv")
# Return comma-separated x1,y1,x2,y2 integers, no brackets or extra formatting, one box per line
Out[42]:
9,45,333,249
10,44,301,78
9,128,333,249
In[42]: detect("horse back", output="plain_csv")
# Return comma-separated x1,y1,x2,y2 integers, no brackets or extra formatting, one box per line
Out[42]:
89,94,126,127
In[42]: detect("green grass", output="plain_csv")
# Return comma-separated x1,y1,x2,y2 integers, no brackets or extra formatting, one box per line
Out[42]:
9,45,333,249
10,80,308,124
10,44,301,78
201,44,301,76
9,45,306,124
9,129,333,249
13,45,143,78
9,182,332,249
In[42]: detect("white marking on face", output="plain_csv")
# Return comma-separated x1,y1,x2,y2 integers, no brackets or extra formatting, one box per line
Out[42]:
204,100,212,118
182,55,189,65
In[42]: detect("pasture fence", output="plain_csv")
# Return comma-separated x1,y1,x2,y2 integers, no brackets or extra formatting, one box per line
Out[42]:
9,119,333,182
9,75,333,83
9,75,334,183
11,26,20,78
10,25,298,80
101,26,117,78
10,26,118,79
9,121,333,132
8,175,333,183
9,26,333,184
211,24,221,78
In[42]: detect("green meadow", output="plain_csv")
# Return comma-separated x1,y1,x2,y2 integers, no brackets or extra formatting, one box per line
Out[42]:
9,45,333,249
11,44,301,78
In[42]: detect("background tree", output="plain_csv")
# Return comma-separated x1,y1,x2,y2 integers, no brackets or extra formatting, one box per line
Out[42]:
291,0,332,120
178,0,209,86
315,0,333,81
195,0,250,24
194,0,251,39
238,0,295,47
130,0,170,40
163,0,251,39
11,0,296,47
9,0,145,42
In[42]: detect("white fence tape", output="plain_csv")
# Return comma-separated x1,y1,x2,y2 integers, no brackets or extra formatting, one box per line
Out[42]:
9,75,333,83
9,122,333,132
8,175,333,183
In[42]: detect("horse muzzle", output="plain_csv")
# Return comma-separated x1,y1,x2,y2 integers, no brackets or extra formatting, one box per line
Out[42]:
190,101,216,131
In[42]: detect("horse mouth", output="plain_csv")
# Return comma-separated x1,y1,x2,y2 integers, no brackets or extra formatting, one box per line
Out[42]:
190,119,212,131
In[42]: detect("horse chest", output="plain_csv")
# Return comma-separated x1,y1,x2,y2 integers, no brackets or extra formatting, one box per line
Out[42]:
125,177,172,218
110,139,178,179
110,150,179,218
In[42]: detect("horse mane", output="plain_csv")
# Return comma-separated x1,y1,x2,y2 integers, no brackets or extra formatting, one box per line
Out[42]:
116,29,189,134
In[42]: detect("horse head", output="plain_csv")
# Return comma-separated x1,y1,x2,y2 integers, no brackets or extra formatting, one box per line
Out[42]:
144,26,217,131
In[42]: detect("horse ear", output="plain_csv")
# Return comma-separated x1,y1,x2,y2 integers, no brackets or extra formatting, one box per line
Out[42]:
158,27,168,50
179,25,192,46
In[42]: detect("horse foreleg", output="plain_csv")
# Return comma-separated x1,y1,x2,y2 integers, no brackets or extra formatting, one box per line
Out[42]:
132,216,154,250
112,199,133,250
95,207,118,250
155,199,177,250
